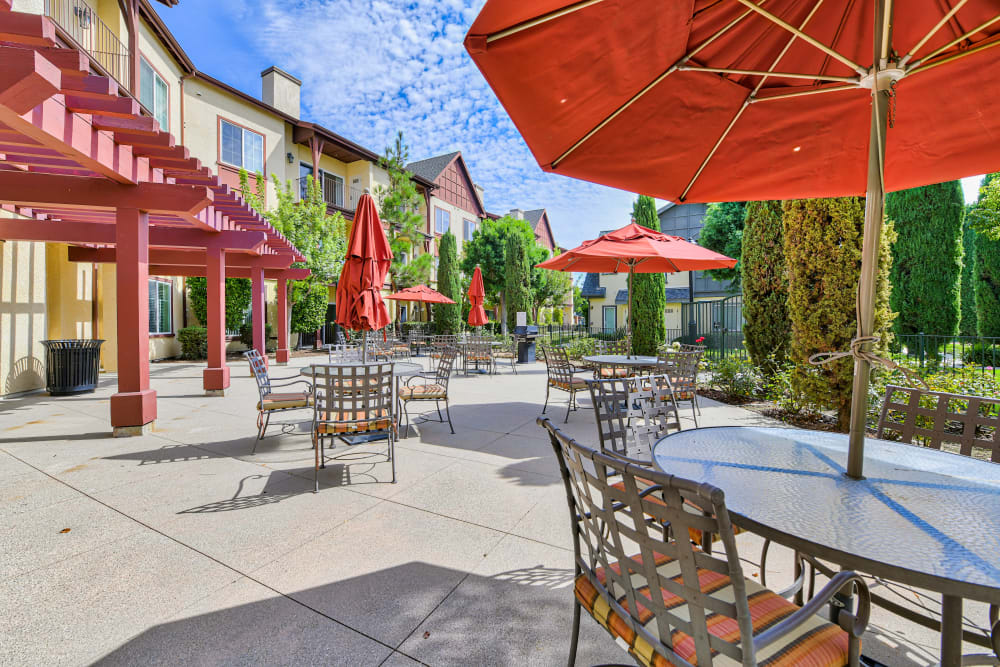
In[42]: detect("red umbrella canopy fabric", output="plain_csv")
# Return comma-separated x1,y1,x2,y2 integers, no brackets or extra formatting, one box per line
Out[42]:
468,266,489,327
536,223,737,274
335,193,392,332
384,284,455,304
465,1,1000,203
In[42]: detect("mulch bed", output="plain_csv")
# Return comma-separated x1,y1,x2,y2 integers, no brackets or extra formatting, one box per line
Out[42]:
699,389,842,432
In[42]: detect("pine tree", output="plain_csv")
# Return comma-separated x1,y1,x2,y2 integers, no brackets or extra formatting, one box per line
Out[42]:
959,212,978,336
885,181,964,345
433,232,461,334
740,201,788,375
629,195,666,355
971,175,1000,337
376,131,432,293
504,232,532,332
783,198,895,430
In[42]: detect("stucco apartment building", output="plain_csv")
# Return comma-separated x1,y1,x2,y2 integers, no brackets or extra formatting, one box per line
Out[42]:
580,202,736,334
0,0,432,396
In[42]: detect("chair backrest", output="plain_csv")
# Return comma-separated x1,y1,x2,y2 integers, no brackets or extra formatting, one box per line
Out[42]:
587,374,680,462
679,343,706,353
541,345,576,387
538,418,756,665
312,363,395,429
597,338,630,355
245,349,271,398
657,351,700,397
877,384,1000,461
432,346,459,389
466,337,492,360
328,344,360,363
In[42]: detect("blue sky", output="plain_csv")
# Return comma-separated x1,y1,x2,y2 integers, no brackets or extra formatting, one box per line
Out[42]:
156,1,984,249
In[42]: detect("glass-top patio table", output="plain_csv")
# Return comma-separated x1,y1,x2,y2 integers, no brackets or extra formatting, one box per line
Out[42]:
652,425,1000,663
582,354,659,368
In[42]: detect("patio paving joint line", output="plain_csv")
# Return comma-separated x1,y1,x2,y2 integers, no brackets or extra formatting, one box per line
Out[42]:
0,447,424,663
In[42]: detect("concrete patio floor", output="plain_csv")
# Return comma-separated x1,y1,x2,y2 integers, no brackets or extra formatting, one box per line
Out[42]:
0,354,992,665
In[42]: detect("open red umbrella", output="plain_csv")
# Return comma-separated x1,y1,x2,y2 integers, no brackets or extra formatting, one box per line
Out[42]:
385,284,455,305
467,1,1000,477
335,192,392,361
468,266,489,327
536,223,736,352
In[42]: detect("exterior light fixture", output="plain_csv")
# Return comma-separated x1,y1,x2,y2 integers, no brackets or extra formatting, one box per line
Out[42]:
286,152,295,164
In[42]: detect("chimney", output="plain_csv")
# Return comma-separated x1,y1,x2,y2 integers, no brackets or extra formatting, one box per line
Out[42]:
261,66,301,118
508,208,524,220
474,183,485,203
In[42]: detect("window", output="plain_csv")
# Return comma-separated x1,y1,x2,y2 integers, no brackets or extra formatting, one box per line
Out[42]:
299,162,314,200
399,305,407,323
463,218,477,241
139,57,168,131
148,280,172,335
435,207,450,234
220,119,264,173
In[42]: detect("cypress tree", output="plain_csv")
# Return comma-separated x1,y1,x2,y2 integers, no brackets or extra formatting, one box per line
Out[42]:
971,174,1000,337
699,201,747,287
783,198,895,431
885,181,964,343
504,233,532,332
630,195,666,356
740,201,788,375
959,213,978,337
433,232,461,334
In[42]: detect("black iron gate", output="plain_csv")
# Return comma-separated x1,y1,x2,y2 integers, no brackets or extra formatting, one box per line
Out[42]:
679,295,745,359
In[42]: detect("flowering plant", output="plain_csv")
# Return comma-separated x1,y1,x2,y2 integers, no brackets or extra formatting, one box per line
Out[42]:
695,336,705,344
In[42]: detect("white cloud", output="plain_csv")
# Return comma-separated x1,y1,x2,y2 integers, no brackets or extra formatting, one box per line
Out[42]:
240,0,634,249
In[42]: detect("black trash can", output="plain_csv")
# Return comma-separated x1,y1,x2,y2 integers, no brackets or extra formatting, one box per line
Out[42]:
40,340,105,395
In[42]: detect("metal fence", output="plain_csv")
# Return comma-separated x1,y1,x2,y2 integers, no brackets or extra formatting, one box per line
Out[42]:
679,295,747,360
890,334,1000,374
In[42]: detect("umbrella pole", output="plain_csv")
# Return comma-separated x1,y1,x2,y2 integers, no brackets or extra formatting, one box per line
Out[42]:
627,265,633,358
846,0,892,480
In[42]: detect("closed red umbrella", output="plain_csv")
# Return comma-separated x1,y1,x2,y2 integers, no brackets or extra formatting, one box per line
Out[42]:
536,223,735,352
385,284,456,305
468,266,489,327
335,192,392,361
467,1,1000,476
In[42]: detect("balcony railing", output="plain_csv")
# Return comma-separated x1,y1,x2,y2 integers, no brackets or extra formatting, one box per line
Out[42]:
44,0,131,91
296,178,365,214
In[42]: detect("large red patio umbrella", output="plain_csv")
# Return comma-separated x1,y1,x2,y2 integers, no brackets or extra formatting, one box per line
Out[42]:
536,223,736,352
384,284,455,304
466,1,1000,477
335,192,392,362
468,266,489,327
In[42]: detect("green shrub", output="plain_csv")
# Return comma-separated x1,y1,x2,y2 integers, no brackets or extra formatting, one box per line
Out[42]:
553,308,564,325
866,364,1000,431
177,327,208,360
963,343,1000,367
185,277,253,330
563,336,596,361
704,357,764,399
239,322,275,352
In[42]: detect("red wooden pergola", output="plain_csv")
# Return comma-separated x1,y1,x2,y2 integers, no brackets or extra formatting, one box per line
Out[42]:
0,3,308,434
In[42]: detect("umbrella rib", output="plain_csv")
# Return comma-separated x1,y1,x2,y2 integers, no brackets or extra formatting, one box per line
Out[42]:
734,0,868,75
484,0,607,43
749,84,856,103
907,33,1000,75
907,13,1000,70
898,0,970,67
550,2,767,169
676,65,857,83
680,0,826,202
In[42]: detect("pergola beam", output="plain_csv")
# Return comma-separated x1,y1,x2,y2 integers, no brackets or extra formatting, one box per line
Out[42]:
69,247,292,268
0,218,266,251
148,265,310,280
0,171,213,215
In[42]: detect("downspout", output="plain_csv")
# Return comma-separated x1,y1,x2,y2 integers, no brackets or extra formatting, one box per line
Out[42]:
126,0,139,96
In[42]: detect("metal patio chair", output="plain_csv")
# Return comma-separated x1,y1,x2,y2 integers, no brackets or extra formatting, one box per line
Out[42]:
541,345,589,423
593,337,633,379
311,362,396,492
245,349,311,450
464,336,494,374
327,343,360,363
537,417,870,667
399,345,458,437
587,374,681,463
657,350,702,427
491,336,518,374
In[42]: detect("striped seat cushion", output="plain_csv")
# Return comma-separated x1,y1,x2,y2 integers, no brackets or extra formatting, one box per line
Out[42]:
599,367,630,378
258,392,310,411
316,409,392,434
550,378,588,391
400,383,447,400
494,351,516,358
575,551,850,667
466,354,493,361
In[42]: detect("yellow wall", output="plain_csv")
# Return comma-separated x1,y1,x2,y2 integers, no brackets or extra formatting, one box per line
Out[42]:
45,244,95,341
0,240,47,396
137,18,184,135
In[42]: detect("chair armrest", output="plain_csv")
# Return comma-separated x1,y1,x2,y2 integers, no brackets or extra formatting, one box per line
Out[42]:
270,378,312,392
753,571,870,650
405,373,437,386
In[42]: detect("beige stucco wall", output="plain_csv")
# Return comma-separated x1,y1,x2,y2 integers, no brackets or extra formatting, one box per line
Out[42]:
137,18,184,135
0,240,47,396
45,244,95,341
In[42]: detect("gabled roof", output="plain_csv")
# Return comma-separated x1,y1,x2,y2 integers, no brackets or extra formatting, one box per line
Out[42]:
523,208,556,250
665,287,690,302
615,289,629,305
406,152,461,183
580,273,606,298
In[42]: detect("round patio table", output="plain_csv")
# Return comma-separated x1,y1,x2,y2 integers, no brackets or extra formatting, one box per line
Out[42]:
582,354,659,369
298,361,423,378
651,426,1000,663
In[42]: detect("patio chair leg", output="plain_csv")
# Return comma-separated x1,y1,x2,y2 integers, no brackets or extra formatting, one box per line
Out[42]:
313,431,320,493
389,432,397,483
543,385,550,414
690,401,698,428
564,393,572,423
568,599,581,667
511,358,518,375
435,400,443,421
402,401,411,439
694,392,702,416
445,400,455,434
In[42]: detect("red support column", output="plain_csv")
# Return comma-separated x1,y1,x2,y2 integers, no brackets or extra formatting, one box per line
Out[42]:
110,208,157,436
250,264,266,360
276,276,290,365
203,247,230,394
